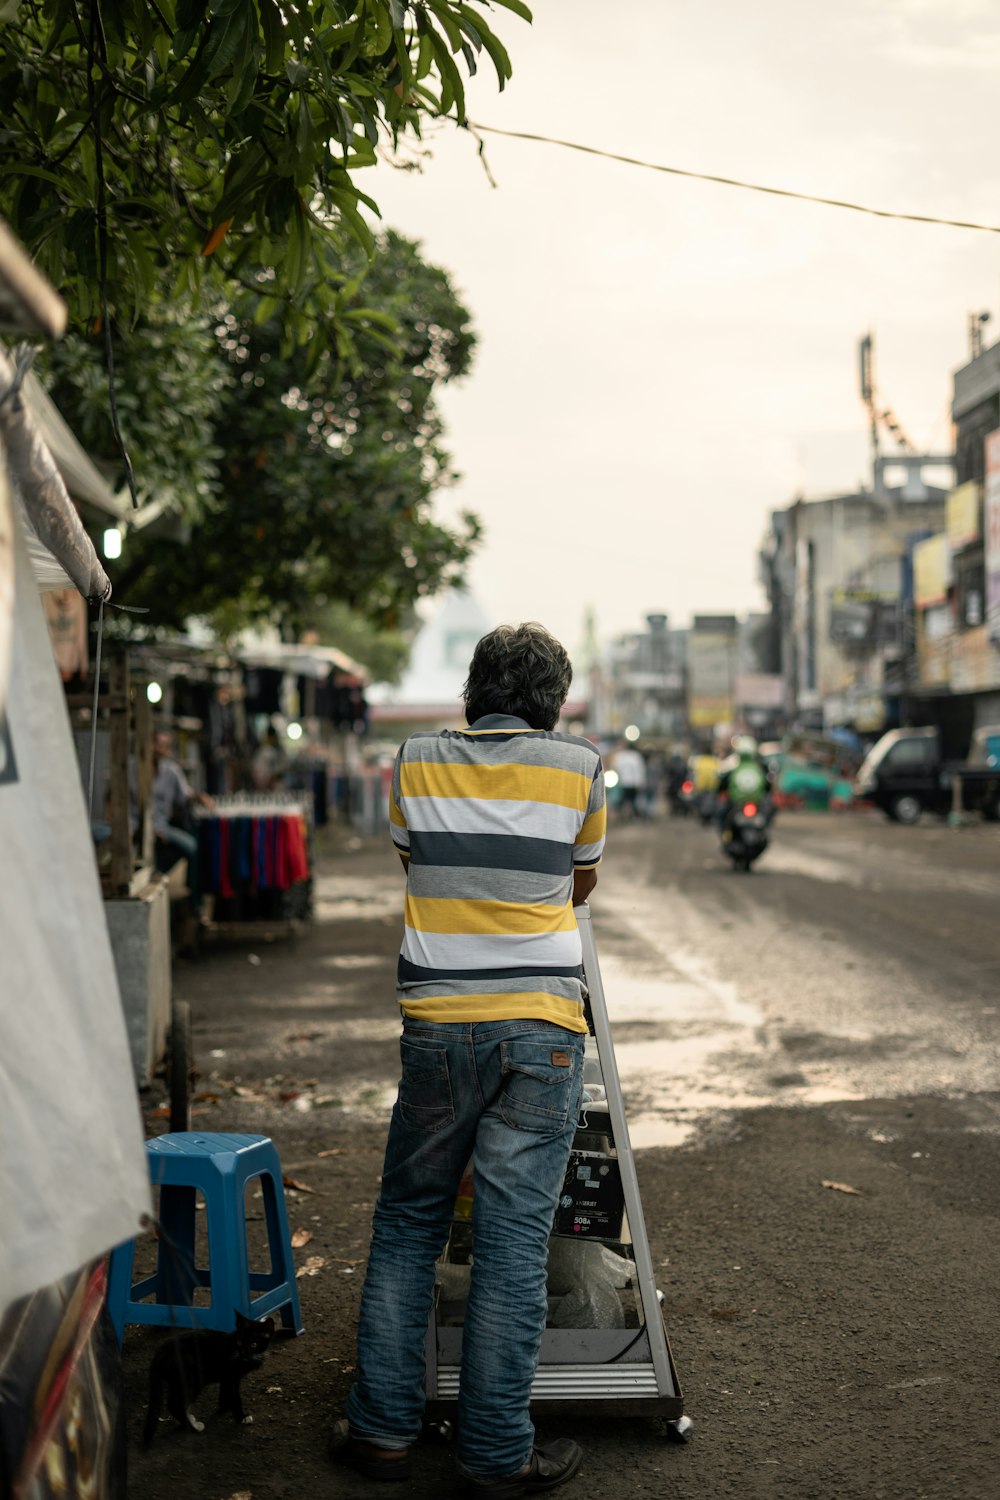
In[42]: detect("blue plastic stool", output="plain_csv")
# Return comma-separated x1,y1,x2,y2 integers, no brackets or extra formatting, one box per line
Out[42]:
107,1132,304,1342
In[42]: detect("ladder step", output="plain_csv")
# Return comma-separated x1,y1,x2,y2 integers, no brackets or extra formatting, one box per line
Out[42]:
435,1364,662,1401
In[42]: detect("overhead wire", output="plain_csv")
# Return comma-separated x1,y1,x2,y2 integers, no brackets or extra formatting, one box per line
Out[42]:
466,122,1000,237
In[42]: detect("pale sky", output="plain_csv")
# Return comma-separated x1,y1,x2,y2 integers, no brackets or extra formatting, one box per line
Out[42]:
370,0,1000,656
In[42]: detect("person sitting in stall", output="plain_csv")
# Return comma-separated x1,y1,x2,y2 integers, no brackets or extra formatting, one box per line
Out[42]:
251,724,289,791
152,730,214,908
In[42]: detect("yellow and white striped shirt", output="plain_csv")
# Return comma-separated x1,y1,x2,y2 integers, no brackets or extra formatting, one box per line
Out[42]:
390,715,606,1032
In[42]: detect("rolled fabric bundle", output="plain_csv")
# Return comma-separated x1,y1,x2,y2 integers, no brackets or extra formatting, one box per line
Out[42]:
0,344,110,602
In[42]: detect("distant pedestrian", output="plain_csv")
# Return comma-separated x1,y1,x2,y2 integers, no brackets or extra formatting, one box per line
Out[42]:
614,741,646,819
333,622,606,1496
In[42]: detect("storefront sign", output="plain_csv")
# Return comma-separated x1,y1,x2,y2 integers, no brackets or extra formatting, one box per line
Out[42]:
985,430,1000,645
852,695,887,734
913,533,951,609
829,589,899,648
946,481,981,550
950,624,1000,693
689,695,733,729
916,607,951,686
733,673,784,709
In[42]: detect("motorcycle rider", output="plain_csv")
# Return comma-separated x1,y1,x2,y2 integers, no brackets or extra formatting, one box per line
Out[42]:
717,735,770,842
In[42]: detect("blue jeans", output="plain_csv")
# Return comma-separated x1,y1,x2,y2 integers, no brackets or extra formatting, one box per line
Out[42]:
345,1017,586,1481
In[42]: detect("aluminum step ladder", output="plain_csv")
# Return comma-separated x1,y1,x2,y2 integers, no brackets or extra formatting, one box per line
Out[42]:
425,903,691,1437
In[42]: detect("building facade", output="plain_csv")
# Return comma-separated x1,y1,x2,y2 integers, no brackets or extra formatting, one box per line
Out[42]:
760,457,951,734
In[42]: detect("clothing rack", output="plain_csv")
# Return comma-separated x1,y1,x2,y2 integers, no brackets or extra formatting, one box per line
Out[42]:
194,796,312,931
193,792,309,819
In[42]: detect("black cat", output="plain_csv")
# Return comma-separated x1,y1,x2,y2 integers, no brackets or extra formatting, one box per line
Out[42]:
142,1311,275,1443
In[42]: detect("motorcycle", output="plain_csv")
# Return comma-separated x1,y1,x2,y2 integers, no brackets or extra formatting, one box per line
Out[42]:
721,798,769,872
696,789,718,826
669,776,698,817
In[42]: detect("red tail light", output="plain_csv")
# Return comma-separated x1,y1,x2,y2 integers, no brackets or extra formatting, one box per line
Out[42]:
682,780,694,793
743,802,758,816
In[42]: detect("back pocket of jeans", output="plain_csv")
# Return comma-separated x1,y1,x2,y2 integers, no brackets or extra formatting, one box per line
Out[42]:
499,1039,580,1134
398,1039,455,1132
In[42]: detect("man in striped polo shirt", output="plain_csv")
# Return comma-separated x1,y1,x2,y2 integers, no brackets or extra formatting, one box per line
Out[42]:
337,623,606,1497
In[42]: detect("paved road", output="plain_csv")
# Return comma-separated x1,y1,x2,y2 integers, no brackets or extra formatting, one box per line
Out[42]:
595,808,1000,1150
128,813,1000,1500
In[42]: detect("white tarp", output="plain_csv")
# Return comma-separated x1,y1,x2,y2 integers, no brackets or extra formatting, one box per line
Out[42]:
0,502,150,1317
0,468,11,716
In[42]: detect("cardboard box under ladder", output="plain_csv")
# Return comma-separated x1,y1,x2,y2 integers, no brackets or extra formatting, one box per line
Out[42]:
425,904,691,1438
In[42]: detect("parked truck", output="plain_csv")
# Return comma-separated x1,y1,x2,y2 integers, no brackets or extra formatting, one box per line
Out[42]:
853,725,1000,825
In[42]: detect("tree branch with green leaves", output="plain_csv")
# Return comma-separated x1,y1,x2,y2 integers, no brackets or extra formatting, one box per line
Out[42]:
0,0,531,358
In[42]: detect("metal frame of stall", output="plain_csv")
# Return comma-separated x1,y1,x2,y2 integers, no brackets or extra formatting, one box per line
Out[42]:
425,903,691,1438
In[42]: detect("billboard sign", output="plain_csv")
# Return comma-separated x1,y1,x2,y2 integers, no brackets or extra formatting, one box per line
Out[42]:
828,588,898,648
688,624,737,729
946,481,981,550
985,430,1000,645
913,533,951,609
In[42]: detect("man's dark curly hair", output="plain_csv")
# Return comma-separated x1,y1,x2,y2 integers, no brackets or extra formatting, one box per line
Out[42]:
462,622,573,731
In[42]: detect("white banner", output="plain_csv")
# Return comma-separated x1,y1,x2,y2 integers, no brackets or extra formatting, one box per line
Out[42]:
0,506,149,1317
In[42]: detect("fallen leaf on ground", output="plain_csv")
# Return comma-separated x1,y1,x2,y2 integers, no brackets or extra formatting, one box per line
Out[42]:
226,1492,253,1499
296,1255,327,1278
821,1179,863,1195
279,1090,302,1104
193,1091,221,1103
283,1176,319,1195
291,1228,314,1249
316,1147,347,1158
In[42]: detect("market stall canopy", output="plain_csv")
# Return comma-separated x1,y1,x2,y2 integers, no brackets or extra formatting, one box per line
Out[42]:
21,367,129,521
239,639,370,684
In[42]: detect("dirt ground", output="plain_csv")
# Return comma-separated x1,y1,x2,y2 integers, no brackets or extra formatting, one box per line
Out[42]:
122,828,1000,1500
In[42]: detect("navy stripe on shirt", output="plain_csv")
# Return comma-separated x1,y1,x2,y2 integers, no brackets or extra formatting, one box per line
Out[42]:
397,955,585,985
406,830,573,876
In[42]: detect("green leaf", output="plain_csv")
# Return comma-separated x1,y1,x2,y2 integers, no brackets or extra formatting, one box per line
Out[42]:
294,96,315,184
202,8,250,77
425,1,464,53
0,162,72,192
457,5,511,83
425,24,465,119
258,0,284,72
226,9,258,110
329,186,375,256
485,0,532,19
